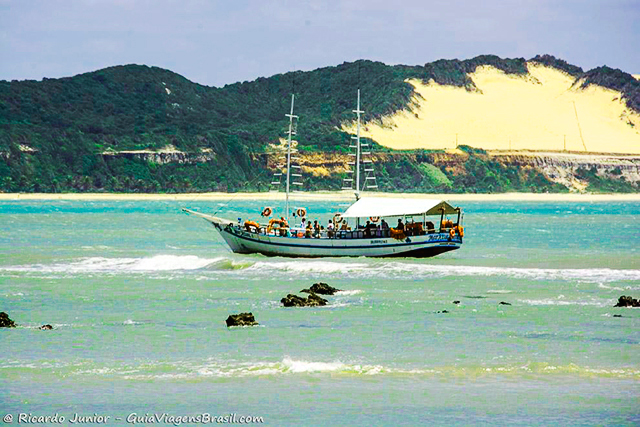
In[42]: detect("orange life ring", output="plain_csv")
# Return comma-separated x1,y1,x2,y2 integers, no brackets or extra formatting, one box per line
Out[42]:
449,228,456,238
296,208,307,217
333,214,343,224
261,207,272,217
369,216,380,222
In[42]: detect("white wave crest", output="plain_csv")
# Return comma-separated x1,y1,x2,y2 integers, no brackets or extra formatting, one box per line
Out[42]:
335,290,363,296
246,260,640,283
0,255,224,274
519,298,610,307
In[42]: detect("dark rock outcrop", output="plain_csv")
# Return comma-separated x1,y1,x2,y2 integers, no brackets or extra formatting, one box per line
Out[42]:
613,314,623,318
40,324,53,330
226,312,259,327
614,296,640,307
0,312,16,328
453,300,461,305
281,293,328,307
499,301,512,306
300,283,342,295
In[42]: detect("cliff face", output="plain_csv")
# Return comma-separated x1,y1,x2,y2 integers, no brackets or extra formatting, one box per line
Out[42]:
488,152,640,192
264,149,640,193
101,147,215,165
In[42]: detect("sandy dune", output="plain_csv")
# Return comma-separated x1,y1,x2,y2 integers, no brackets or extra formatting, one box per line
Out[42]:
345,63,640,154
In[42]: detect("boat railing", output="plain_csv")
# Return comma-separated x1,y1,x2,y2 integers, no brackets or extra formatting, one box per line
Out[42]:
235,221,459,239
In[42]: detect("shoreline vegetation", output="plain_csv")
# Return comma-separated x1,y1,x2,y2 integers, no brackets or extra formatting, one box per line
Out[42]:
2,191,639,202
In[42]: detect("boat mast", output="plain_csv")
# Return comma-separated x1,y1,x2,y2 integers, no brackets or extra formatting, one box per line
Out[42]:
285,94,297,219
354,89,363,200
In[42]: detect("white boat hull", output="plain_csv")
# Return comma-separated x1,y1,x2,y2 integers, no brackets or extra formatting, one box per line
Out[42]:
211,223,461,258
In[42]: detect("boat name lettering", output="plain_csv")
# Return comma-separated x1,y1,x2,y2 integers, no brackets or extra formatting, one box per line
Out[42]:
370,240,388,244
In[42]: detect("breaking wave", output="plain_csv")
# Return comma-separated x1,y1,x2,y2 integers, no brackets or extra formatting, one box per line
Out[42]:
3,357,638,380
246,260,640,283
2,255,639,283
0,255,247,274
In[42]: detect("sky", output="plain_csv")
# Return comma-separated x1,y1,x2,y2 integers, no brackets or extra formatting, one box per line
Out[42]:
1,0,639,87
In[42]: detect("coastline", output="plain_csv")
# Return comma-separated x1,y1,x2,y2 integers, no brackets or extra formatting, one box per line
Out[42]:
1,191,639,202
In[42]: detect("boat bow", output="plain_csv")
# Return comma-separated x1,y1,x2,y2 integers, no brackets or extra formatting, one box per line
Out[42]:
182,208,235,227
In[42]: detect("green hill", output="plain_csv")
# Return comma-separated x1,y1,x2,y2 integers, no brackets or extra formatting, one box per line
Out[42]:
1,55,638,193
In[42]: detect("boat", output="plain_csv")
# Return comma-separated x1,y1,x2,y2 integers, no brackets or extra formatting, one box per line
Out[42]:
183,91,464,258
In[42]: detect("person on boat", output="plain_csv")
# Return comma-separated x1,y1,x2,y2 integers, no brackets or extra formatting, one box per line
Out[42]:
305,222,312,238
327,219,335,238
279,217,289,237
397,218,405,232
340,221,349,231
364,220,373,237
381,219,389,229
313,220,320,238
301,217,306,229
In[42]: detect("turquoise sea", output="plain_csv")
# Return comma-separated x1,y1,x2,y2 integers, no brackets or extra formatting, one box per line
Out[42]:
1,199,639,426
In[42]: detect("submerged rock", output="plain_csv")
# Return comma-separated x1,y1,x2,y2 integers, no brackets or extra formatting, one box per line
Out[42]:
226,312,259,327
499,301,512,306
281,293,328,307
613,314,623,318
40,324,53,330
0,312,16,328
453,300,461,305
300,283,342,295
614,296,640,308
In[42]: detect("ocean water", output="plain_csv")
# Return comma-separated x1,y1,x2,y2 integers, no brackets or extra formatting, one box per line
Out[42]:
1,199,639,426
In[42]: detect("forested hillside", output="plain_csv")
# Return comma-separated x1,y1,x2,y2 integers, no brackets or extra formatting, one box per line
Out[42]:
1,55,638,193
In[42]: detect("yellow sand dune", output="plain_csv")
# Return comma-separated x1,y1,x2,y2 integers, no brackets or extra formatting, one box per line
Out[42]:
344,63,640,154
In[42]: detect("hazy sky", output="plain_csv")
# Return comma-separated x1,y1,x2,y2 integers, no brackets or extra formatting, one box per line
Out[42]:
1,0,639,87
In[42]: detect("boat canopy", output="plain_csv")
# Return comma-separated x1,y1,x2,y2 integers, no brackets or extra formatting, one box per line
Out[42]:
341,197,459,218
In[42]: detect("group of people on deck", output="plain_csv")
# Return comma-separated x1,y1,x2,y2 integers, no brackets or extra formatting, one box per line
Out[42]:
243,213,413,239
299,217,349,238
295,216,406,239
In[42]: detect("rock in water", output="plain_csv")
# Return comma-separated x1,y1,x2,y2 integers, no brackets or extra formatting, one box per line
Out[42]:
306,293,329,306
300,282,342,295
40,324,53,330
281,293,328,307
614,296,640,307
226,312,259,327
0,312,16,328
499,301,512,306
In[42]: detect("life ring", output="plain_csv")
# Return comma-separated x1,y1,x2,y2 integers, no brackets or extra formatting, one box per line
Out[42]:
296,208,307,217
333,214,343,224
261,207,272,217
449,228,456,238
369,216,380,222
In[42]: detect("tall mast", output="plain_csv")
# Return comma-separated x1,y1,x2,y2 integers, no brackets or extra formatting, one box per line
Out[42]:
284,94,297,219
353,89,363,200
